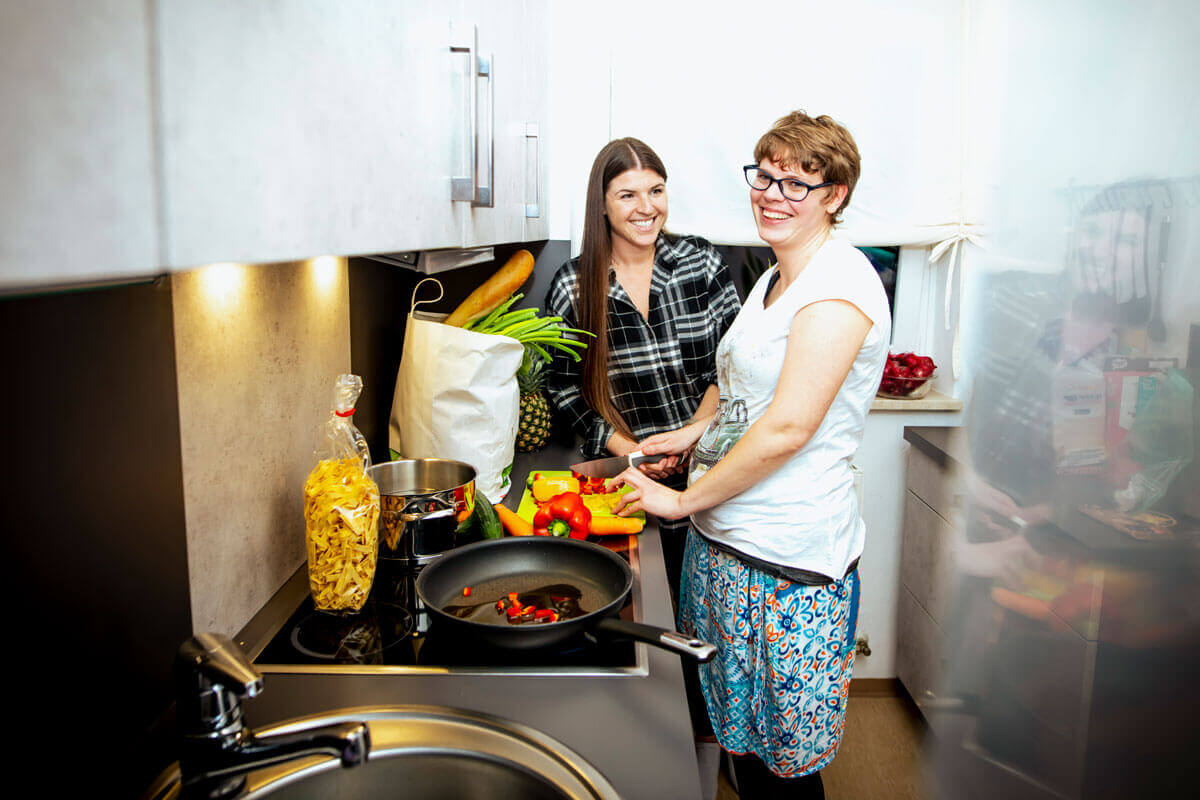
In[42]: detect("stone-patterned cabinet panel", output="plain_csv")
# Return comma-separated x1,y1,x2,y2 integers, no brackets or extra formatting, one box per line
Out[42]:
900,491,959,629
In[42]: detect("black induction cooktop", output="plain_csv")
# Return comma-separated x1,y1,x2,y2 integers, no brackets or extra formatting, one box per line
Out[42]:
253,536,640,670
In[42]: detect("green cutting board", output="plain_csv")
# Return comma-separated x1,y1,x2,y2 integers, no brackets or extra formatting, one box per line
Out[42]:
515,470,645,532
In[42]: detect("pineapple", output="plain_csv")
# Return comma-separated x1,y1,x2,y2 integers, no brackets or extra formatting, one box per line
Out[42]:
516,353,552,452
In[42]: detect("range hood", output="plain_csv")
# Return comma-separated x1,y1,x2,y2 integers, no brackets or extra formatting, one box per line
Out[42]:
366,246,494,275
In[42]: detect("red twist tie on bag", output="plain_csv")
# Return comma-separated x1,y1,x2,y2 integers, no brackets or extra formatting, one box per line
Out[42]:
335,408,355,418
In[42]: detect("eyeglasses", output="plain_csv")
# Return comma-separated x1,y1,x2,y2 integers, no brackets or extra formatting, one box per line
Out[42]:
743,165,834,202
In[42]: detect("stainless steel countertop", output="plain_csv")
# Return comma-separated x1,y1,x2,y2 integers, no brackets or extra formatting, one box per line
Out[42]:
234,443,702,800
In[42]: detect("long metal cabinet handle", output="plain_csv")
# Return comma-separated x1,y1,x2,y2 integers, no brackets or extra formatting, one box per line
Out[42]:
450,25,477,202
525,122,540,218
473,52,495,207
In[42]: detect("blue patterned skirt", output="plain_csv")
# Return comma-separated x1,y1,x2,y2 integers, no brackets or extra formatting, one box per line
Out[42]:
678,529,860,777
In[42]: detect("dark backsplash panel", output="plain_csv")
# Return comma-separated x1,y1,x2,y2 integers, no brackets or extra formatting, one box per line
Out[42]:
0,277,193,795
348,240,570,464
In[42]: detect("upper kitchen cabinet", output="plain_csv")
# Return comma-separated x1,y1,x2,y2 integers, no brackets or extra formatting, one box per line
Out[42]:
157,0,550,270
157,0,462,268
454,0,550,247
0,1,160,291
517,1,550,242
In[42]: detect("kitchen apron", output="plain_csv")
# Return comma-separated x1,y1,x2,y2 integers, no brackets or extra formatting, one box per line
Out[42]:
678,530,859,778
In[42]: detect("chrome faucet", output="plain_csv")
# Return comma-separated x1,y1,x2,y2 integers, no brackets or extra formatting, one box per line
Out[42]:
174,633,370,798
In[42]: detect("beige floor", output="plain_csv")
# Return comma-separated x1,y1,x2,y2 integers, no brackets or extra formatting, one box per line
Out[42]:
715,694,928,799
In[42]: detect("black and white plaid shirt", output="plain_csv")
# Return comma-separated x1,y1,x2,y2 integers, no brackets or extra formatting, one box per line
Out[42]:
544,234,741,461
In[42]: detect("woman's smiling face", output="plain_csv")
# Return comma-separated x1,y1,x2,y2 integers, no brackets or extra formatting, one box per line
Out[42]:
750,157,843,249
605,168,668,250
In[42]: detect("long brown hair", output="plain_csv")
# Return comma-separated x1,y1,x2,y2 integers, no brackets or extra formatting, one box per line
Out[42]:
577,138,668,441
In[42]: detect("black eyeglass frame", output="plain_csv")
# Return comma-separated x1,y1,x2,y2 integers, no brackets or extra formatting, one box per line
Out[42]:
743,165,835,202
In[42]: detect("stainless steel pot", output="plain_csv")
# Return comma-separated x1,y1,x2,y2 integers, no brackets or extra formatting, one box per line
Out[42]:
368,459,476,567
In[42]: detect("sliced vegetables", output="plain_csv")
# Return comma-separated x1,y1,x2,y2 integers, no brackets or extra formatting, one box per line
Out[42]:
532,475,580,502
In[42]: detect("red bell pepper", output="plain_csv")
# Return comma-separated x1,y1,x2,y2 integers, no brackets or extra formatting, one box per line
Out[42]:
532,491,591,539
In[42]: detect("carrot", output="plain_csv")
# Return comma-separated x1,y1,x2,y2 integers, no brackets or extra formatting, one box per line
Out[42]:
588,516,644,536
494,503,534,537
444,250,535,327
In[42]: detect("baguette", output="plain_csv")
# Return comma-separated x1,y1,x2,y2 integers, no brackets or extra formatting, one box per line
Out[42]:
444,249,535,327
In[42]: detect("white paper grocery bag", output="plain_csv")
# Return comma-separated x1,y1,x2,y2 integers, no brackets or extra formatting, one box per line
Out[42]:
389,283,523,500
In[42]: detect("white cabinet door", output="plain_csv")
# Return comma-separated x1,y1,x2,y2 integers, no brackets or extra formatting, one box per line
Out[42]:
157,0,461,269
520,0,550,242
0,0,159,290
455,0,540,249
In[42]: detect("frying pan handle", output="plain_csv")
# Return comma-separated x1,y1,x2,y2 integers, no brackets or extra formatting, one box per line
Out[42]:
593,618,716,663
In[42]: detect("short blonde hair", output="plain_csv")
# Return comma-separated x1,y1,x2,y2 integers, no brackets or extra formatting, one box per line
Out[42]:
754,111,861,224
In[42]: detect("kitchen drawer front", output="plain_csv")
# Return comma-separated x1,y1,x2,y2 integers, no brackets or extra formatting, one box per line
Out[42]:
896,585,946,723
906,438,964,525
900,491,959,629
968,624,1091,796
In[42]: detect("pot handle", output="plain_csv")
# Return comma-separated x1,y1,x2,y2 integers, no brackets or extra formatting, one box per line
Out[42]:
400,507,456,523
593,618,716,663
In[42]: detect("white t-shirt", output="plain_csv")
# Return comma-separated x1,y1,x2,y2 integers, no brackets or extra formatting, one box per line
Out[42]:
688,238,891,580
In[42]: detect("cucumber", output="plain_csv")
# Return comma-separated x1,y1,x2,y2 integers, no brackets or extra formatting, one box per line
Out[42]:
473,493,503,539
455,510,477,537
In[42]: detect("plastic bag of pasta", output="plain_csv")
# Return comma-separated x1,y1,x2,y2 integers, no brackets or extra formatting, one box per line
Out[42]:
303,374,380,613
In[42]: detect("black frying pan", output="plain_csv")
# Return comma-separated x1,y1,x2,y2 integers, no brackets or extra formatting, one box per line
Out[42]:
415,537,715,662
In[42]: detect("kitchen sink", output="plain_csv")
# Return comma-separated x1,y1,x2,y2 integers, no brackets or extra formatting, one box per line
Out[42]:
146,705,621,799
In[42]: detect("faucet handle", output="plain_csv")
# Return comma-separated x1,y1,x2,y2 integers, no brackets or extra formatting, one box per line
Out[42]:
179,633,263,698
176,633,263,741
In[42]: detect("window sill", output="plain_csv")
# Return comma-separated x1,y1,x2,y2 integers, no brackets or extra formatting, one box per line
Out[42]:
871,389,962,412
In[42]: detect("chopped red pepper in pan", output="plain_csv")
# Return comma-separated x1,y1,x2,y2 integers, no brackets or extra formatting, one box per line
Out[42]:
493,588,566,625
462,586,471,597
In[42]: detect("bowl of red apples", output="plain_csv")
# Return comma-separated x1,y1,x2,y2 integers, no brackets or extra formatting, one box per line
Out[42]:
878,352,937,399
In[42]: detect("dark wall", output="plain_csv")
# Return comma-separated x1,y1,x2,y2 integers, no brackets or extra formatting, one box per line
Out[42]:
0,278,193,795
348,240,571,463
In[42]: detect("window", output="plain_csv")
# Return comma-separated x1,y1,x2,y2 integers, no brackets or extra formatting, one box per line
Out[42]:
714,244,898,319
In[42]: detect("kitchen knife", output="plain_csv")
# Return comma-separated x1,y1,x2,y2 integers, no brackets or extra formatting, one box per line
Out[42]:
570,450,668,479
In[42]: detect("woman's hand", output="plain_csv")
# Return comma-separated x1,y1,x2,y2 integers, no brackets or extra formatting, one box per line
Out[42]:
605,430,639,458
956,535,1040,587
611,467,689,520
967,473,1052,527
637,453,683,478
640,420,705,456
635,422,707,478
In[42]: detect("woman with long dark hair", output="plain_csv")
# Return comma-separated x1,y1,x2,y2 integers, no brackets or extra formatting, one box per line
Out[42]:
544,137,740,596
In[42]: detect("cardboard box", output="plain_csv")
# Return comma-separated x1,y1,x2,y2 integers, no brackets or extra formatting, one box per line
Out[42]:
1103,356,1178,486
